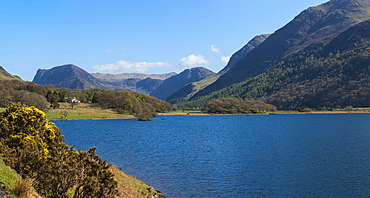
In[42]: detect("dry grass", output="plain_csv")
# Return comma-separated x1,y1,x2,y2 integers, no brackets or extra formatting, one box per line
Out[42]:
109,165,165,198
10,177,41,198
0,159,42,198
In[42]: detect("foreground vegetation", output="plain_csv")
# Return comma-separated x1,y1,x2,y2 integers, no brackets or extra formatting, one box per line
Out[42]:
0,104,165,197
0,104,117,197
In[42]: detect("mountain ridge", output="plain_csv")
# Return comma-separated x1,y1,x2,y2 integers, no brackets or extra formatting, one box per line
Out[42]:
166,34,271,103
150,67,215,100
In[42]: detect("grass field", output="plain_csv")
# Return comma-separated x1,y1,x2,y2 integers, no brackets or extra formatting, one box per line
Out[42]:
45,103,135,120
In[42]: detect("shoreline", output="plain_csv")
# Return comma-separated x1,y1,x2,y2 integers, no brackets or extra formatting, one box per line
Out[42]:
49,110,370,121
158,110,370,116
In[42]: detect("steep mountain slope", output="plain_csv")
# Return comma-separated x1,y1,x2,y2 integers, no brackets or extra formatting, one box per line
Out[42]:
185,18,370,109
192,0,370,99
219,34,271,75
167,34,270,103
33,64,106,89
0,66,22,81
150,67,215,100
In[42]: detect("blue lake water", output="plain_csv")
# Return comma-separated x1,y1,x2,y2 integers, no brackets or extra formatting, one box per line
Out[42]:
54,114,370,197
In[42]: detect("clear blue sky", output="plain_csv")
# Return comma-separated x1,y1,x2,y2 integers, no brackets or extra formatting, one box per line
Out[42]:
1,0,328,81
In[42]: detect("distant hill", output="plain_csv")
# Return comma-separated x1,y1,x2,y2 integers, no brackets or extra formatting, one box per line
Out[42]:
33,64,107,89
0,66,22,81
32,64,215,100
167,34,270,103
150,67,215,100
91,72,176,94
32,64,176,93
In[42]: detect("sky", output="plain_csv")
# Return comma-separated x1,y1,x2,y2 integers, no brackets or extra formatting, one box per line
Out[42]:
1,0,329,81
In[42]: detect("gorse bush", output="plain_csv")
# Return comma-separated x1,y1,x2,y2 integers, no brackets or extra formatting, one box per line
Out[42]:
0,104,118,197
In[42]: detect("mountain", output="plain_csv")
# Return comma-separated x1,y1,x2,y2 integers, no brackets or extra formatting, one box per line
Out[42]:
191,0,370,99
173,0,370,110
33,64,107,89
182,17,370,110
91,72,176,94
32,64,215,101
167,34,271,103
150,67,215,100
219,34,271,75
0,66,22,81
32,64,176,94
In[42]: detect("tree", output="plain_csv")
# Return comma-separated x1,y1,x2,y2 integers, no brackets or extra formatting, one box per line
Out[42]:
10,90,49,110
202,98,277,114
46,90,60,109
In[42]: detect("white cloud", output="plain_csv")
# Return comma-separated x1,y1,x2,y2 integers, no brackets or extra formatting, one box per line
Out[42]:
211,45,220,53
106,49,113,53
92,60,172,73
179,54,210,68
220,56,231,64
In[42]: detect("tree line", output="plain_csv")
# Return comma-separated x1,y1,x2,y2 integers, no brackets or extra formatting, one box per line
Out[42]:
0,80,173,118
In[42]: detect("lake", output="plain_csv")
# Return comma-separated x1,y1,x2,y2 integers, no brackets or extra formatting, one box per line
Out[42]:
54,114,370,197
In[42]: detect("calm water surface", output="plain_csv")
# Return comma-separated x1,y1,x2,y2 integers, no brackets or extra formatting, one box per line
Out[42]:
54,114,370,197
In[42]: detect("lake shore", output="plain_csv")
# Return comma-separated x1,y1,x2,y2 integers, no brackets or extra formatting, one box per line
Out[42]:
158,109,370,116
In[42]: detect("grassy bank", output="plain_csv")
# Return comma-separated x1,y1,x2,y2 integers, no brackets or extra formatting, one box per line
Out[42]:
110,165,165,198
0,158,163,198
0,157,17,190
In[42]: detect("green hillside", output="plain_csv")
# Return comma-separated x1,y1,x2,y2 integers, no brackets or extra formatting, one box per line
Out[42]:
186,0,370,102
0,66,22,81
